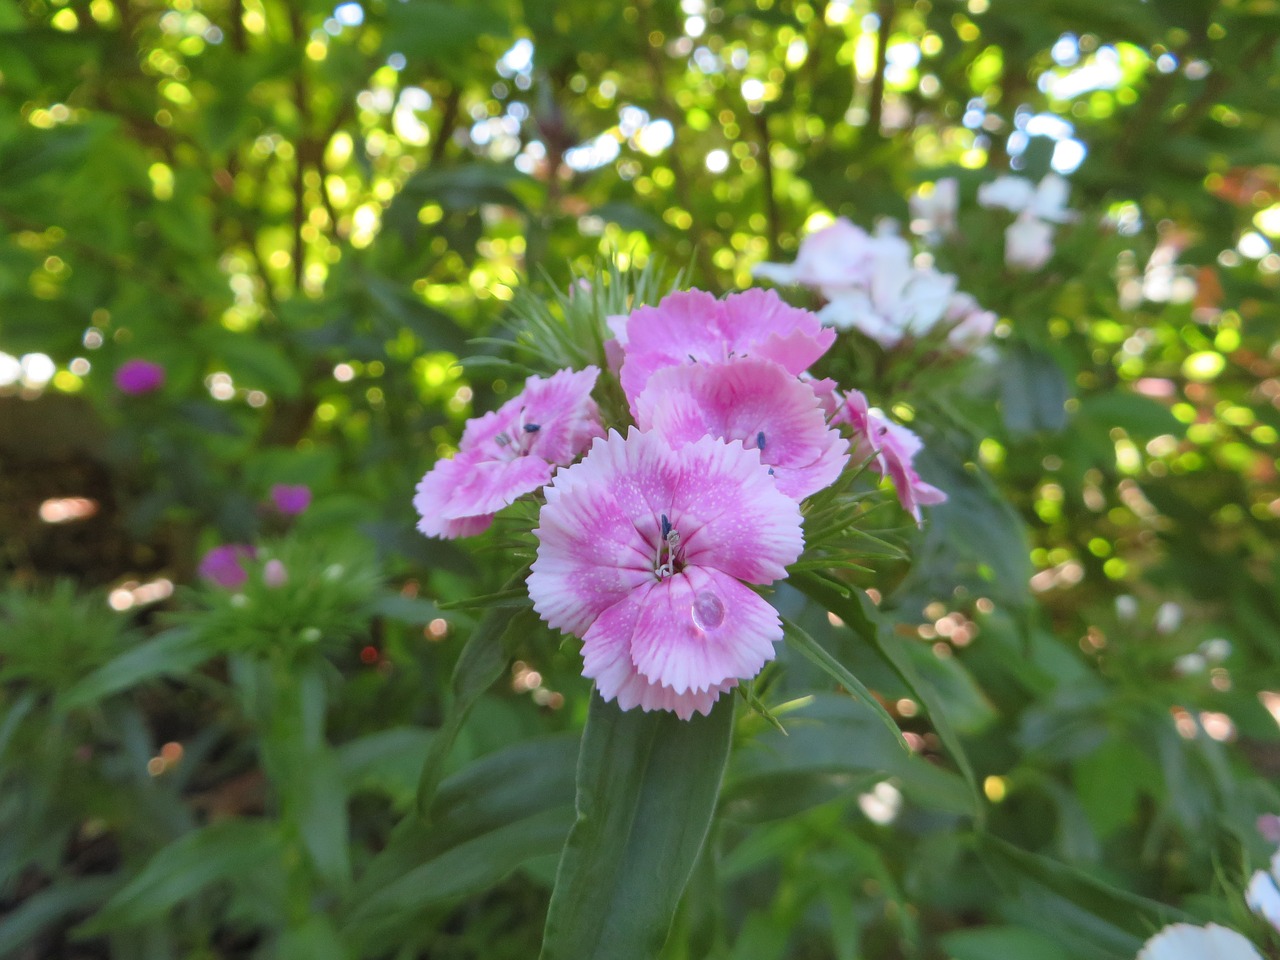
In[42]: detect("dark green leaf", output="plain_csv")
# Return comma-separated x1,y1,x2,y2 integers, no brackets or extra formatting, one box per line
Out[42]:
540,693,734,960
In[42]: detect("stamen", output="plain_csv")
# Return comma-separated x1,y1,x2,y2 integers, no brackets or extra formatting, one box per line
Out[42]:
523,423,541,432
660,514,672,539
756,430,766,451
495,435,510,447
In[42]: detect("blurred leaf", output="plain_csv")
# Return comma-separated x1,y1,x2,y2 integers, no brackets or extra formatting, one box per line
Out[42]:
79,821,284,933
415,588,530,817
540,693,734,960
1001,342,1070,436
792,573,980,816
940,925,1072,960
58,629,210,711
0,876,116,954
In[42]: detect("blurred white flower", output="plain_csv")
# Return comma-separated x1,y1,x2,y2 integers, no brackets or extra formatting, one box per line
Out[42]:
910,177,958,236
1116,595,1138,621
1247,850,1280,934
978,174,1037,213
1155,601,1183,635
1005,213,1055,270
1136,923,1263,960
979,172,1077,223
754,217,993,350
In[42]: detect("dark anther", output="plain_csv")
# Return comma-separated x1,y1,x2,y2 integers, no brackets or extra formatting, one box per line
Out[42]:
660,514,672,539
756,431,766,451
523,423,541,432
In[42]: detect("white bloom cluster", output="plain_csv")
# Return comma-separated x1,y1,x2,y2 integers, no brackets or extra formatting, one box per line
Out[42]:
752,217,995,349
978,173,1078,271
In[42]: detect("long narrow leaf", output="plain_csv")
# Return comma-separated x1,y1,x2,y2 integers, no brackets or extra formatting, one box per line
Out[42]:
781,616,908,751
792,572,980,814
540,693,734,960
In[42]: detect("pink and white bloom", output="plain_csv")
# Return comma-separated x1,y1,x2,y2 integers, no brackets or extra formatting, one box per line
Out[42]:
818,241,957,346
835,390,946,525
617,289,835,410
944,293,999,349
977,174,1038,214
751,217,878,289
1005,212,1056,270
414,366,603,539
634,358,849,501
528,429,804,719
1136,923,1263,960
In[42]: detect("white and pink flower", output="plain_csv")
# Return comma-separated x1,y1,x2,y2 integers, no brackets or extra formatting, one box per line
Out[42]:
414,366,603,539
528,428,804,719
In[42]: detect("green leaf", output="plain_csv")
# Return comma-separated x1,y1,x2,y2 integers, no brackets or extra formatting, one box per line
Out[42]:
791,573,980,815
1000,342,1070,435
338,727,433,808
79,821,284,933
721,693,973,822
940,925,1072,960
781,616,908,751
0,877,116,954
415,591,530,818
539,693,734,960
58,629,210,711
978,835,1194,951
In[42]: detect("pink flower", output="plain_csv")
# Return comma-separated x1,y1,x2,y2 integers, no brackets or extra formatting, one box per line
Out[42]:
944,293,998,349
528,429,804,719
115,359,165,395
634,357,849,501
270,484,311,516
835,390,946,525
199,544,256,589
414,366,603,539
617,289,835,412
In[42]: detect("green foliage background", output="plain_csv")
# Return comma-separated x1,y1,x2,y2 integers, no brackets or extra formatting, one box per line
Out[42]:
2,0,1280,956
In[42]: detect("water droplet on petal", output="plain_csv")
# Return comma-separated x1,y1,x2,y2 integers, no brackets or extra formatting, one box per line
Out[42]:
691,590,725,631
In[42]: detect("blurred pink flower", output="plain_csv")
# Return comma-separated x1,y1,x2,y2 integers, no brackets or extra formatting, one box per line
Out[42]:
617,289,834,411
634,357,848,501
415,366,603,539
835,389,946,526
910,177,958,235
270,484,311,516
115,359,165,395
944,293,998,349
262,559,288,588
199,544,256,589
528,429,804,719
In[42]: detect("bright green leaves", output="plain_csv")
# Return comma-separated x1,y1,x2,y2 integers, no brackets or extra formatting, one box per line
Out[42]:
540,693,735,960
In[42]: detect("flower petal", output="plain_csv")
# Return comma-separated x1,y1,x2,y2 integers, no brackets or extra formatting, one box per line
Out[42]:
626,567,781,693
619,289,833,410
582,589,737,720
635,357,848,501
461,366,603,466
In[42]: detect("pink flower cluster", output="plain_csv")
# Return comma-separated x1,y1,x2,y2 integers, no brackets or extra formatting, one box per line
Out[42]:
413,288,948,719
752,218,995,349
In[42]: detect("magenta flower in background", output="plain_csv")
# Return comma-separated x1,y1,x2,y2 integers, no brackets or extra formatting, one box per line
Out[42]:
115,359,165,395
199,544,256,589
270,483,312,516
634,357,849,501
528,428,804,719
617,289,835,411
415,366,604,539
836,389,946,526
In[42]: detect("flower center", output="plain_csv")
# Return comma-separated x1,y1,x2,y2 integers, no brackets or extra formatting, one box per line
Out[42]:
654,513,684,579
492,419,541,459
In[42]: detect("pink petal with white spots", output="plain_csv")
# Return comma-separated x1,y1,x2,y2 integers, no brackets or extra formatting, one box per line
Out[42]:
635,358,848,501
619,289,834,410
